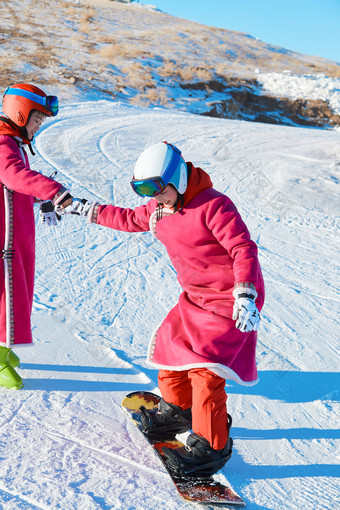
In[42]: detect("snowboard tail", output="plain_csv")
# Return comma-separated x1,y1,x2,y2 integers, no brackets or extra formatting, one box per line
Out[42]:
122,391,245,507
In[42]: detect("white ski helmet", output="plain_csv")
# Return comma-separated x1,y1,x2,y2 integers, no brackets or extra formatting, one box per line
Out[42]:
131,142,188,196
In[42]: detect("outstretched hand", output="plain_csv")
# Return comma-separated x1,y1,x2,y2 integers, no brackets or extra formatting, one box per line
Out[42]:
39,200,61,227
57,198,93,217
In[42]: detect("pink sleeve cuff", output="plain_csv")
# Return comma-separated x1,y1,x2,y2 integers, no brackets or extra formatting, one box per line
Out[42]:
51,187,69,206
88,203,101,224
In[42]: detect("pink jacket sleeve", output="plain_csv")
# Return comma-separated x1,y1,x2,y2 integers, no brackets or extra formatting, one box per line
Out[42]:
206,194,261,288
0,136,64,200
94,200,156,232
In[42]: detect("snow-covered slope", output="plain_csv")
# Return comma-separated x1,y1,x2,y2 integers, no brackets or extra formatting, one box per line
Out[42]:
2,0,340,128
257,71,340,117
0,101,339,509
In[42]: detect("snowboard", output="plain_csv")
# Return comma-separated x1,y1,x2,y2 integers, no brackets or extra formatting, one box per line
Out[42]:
121,391,246,507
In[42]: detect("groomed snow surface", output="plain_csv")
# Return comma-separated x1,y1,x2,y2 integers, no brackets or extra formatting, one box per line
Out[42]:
0,101,339,509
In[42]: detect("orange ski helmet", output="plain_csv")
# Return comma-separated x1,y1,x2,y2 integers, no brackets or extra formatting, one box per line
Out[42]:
2,84,59,127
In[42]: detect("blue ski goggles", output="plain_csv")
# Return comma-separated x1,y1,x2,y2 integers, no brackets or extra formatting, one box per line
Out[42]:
3,87,59,116
130,176,166,197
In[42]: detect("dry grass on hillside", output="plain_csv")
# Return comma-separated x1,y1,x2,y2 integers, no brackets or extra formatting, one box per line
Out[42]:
1,0,339,126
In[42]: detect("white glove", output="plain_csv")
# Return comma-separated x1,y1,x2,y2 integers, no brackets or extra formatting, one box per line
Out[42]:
232,286,260,333
57,198,93,217
39,200,61,227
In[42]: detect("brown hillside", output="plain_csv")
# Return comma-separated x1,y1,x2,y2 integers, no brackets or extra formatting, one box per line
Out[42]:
1,0,339,127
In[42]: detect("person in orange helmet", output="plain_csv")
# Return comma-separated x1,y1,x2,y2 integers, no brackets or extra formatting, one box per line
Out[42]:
0,84,72,389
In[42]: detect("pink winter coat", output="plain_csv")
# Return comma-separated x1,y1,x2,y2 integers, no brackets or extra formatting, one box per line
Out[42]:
90,164,265,385
0,132,65,347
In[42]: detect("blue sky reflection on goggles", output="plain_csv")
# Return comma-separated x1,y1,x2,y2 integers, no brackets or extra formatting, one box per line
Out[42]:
130,176,166,197
4,87,59,116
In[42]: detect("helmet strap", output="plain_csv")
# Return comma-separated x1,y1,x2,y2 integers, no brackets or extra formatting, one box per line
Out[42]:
27,142,36,156
19,124,29,139
173,193,184,212
18,125,36,155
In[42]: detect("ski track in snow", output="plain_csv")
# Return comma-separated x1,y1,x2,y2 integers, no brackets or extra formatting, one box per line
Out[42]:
0,101,339,509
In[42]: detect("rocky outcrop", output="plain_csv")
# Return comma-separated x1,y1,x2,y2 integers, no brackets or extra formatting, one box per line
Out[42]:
181,78,340,128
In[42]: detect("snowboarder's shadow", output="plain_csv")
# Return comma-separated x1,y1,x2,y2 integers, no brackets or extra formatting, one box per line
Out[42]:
20,366,339,402
19,363,154,392
230,444,339,479
224,369,339,488
21,363,135,375
227,446,339,502
226,370,339,403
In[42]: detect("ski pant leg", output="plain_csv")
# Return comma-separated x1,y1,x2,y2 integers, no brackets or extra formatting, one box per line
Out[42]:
158,368,228,449
158,369,192,410
188,368,228,450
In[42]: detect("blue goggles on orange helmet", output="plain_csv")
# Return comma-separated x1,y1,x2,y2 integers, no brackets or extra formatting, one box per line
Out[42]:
3,87,59,116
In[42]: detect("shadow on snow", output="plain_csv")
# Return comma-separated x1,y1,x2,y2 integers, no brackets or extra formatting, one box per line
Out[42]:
226,370,339,403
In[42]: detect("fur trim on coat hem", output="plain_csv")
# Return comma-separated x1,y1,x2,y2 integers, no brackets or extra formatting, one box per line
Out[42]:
146,356,259,387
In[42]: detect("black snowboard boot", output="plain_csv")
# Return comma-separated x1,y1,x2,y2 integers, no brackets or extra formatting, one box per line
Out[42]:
162,414,233,476
139,398,192,439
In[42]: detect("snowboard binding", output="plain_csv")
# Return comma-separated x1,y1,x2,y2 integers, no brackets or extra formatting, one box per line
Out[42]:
139,398,192,439
162,414,233,476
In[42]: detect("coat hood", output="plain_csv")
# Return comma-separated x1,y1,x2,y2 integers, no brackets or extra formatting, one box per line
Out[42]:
0,117,31,145
182,163,213,207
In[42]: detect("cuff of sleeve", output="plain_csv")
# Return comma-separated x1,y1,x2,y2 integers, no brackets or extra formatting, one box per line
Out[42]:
88,203,100,224
51,187,69,206
233,282,257,299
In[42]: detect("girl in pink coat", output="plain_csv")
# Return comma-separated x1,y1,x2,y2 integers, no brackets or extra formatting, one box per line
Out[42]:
65,141,264,476
0,84,72,389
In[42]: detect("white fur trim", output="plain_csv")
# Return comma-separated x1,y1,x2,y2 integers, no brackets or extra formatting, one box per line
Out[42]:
146,323,259,387
3,187,15,347
149,207,174,239
147,357,259,387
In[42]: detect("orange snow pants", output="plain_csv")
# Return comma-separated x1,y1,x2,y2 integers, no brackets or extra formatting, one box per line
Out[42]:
158,368,228,450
